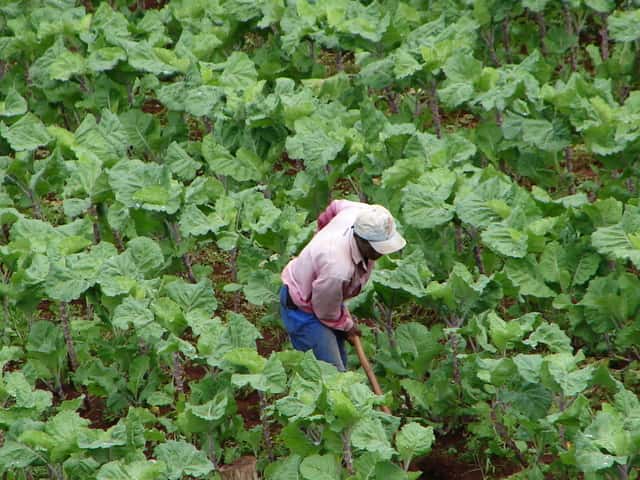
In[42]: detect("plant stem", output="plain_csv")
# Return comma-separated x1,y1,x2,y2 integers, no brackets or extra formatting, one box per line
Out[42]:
347,176,368,203
562,3,578,71
447,315,464,389
46,465,62,480
466,228,486,274
564,146,576,194
616,463,629,480
341,427,354,475
490,400,528,467
454,222,464,255
5,175,42,219
172,352,184,395
627,177,636,195
60,302,79,372
230,247,241,310
599,13,609,61
1,266,10,331
166,221,197,284
80,0,94,12
556,394,566,445
385,89,399,114
258,391,275,462
534,11,548,57
428,79,442,139
112,229,125,252
89,204,101,244
502,17,512,63
207,432,218,470
482,25,500,67
376,300,396,351
309,39,315,65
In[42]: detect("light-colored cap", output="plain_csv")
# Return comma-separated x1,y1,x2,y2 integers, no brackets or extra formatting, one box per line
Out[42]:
353,205,406,255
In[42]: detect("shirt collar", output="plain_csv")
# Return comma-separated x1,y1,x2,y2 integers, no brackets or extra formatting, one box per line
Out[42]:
348,227,368,271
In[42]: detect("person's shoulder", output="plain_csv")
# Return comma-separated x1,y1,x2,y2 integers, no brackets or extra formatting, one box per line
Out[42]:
310,236,353,279
333,199,368,211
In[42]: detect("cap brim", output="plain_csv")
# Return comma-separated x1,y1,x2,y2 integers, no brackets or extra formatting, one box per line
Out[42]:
369,231,406,255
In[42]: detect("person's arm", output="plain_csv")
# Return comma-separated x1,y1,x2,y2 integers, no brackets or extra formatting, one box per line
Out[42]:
317,199,363,231
310,274,354,331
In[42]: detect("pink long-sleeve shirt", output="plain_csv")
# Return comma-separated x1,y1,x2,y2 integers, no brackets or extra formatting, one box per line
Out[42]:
281,200,374,331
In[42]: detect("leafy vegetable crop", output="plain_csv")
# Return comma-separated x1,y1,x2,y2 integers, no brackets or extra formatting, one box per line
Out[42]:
2,0,640,479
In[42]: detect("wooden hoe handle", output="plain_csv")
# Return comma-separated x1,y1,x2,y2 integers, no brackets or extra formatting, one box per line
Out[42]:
352,335,392,415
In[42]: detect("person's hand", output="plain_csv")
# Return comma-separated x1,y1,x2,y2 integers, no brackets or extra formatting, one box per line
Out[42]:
345,324,362,345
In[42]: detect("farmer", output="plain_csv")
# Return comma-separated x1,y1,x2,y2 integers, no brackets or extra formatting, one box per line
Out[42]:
279,199,406,371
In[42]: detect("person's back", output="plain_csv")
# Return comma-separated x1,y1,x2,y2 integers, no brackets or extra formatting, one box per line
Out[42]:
279,199,405,371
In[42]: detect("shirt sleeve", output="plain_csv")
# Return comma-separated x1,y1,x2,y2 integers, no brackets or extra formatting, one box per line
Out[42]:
310,274,354,331
316,199,363,231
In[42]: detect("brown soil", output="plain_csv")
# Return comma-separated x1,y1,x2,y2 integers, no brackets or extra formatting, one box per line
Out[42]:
36,300,55,320
441,110,480,131
81,395,119,429
128,0,168,12
256,328,287,357
236,390,261,429
183,361,208,389
411,429,522,480
141,98,166,115
274,152,305,176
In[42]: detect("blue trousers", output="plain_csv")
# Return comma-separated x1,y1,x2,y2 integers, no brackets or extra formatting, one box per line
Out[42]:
279,286,347,371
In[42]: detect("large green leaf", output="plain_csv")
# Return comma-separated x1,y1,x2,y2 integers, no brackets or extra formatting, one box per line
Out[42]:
264,455,302,480
74,111,127,165
299,454,341,480
427,262,501,313
0,441,40,473
574,433,619,473
481,224,528,258
126,237,164,276
96,460,167,480
401,169,456,229
592,206,640,267
202,135,263,182
0,113,53,151
153,441,213,480
97,252,143,297
504,257,556,298
396,423,435,464
352,417,396,460
543,353,595,396
231,354,287,394
455,176,514,228
179,204,226,237
27,320,65,357
524,322,572,353
113,297,155,331
157,83,223,117
4,371,52,411
371,250,431,299
120,40,185,75
0,89,28,117
108,158,182,214
286,115,345,172
49,49,86,81
87,46,126,72
217,52,258,90
46,410,91,462
608,9,640,42
164,141,201,181
166,279,218,314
